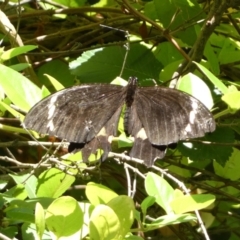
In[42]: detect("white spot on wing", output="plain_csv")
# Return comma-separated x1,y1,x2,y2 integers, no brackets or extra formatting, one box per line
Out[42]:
192,101,199,109
185,123,192,133
85,120,93,132
46,94,59,131
184,101,198,134
136,128,147,140
189,110,196,124
98,126,106,135
47,120,55,131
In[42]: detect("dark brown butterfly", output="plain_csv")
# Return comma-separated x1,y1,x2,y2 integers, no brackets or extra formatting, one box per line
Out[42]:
24,77,215,167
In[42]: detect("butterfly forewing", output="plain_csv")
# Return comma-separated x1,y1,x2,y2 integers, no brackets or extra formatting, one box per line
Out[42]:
24,84,125,143
134,86,215,146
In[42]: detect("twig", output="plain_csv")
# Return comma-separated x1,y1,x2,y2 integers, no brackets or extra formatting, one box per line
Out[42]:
0,140,68,148
0,156,50,167
8,7,124,22
121,0,191,62
124,162,132,197
172,0,229,86
0,232,12,240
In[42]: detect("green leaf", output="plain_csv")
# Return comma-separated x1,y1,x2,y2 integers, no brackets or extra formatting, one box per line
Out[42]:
155,42,183,67
141,196,156,215
89,204,120,240
170,194,216,214
86,182,118,206
9,173,38,199
176,73,214,109
193,61,228,94
35,203,45,240
43,74,65,91
173,189,184,199
0,64,42,111
0,180,8,190
111,76,128,86
61,153,87,176
145,172,174,214
1,45,37,61
150,0,202,45
9,63,31,71
178,127,234,166
63,151,83,162
144,2,158,21
0,100,25,121
0,226,18,239
0,122,28,136
38,59,75,89
6,202,35,223
125,235,144,240
41,85,51,99
22,222,51,240
165,158,192,178
222,86,240,113
218,37,240,64
107,195,135,237
159,60,183,82
26,198,54,210
45,196,83,238
88,148,105,163
145,213,196,229
5,184,28,200
36,168,75,198
213,148,240,180
70,44,162,83
152,0,183,28
204,39,220,75
117,133,133,148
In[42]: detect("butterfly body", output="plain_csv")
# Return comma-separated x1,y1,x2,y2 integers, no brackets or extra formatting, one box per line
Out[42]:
24,77,215,167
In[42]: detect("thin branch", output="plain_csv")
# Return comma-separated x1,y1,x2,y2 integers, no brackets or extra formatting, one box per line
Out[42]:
172,0,229,84
0,233,12,240
121,0,191,62
0,156,50,167
124,162,132,197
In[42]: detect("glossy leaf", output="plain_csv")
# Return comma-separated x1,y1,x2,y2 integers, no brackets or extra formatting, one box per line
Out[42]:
86,182,118,206
170,194,216,214
0,64,41,111
36,168,75,198
45,196,83,238
107,195,135,237
89,204,120,240
145,172,174,214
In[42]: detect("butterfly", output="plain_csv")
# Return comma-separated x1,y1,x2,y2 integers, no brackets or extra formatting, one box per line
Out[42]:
24,77,216,167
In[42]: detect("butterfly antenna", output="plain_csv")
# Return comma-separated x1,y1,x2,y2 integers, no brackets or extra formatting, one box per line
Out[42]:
120,35,130,77
100,24,130,77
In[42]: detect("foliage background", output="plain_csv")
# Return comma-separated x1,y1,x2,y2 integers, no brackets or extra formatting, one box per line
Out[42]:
0,0,240,239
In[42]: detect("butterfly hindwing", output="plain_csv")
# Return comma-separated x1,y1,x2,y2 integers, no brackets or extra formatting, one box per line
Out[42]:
80,102,123,162
126,100,166,167
134,86,215,146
